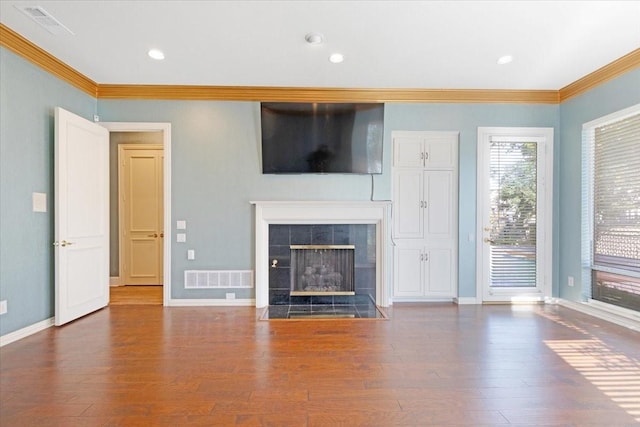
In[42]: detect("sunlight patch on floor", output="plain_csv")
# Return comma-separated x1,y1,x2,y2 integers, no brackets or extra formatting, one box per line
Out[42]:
545,338,640,422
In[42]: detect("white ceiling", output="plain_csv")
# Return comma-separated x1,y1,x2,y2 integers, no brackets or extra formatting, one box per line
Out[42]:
1,1,639,90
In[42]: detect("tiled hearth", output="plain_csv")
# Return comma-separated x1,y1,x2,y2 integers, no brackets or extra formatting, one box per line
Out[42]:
262,294,386,319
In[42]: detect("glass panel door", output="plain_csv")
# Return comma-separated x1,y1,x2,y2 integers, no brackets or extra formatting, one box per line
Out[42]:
488,140,538,289
477,128,553,302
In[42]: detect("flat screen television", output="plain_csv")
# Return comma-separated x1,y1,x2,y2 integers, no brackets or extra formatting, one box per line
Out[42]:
260,102,384,174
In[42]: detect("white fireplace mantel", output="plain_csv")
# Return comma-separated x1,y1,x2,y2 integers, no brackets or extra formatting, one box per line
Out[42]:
251,200,391,308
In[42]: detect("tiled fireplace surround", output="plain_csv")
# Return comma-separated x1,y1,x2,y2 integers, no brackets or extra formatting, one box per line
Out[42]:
252,201,391,308
269,224,376,305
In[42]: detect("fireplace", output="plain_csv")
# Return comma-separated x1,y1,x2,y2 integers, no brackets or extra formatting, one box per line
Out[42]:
290,245,355,295
251,201,391,308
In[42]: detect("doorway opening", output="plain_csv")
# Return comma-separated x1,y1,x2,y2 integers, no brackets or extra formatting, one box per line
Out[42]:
476,127,553,303
101,122,171,306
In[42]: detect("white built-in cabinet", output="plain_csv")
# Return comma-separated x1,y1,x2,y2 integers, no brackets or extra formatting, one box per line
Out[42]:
392,131,458,300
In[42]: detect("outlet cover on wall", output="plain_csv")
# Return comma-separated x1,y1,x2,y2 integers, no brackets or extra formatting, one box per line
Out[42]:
226,293,236,300
0,300,7,315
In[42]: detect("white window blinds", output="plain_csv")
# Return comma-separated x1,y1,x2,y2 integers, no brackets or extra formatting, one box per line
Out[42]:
591,112,640,274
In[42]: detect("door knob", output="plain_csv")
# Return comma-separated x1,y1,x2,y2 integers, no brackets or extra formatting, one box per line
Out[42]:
484,238,495,244
148,233,158,238
160,232,164,238
53,240,73,247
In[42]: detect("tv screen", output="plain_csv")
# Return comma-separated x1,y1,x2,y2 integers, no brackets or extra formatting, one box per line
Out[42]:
261,102,384,174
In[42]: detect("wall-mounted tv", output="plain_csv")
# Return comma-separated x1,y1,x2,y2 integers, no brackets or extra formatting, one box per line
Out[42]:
260,102,384,174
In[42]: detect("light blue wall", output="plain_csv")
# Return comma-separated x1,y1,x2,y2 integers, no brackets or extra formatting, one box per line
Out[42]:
0,48,97,335
557,69,640,301
384,104,560,297
97,100,378,299
98,101,559,300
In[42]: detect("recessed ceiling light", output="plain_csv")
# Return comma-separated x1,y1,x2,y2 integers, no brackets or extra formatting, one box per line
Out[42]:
497,55,513,65
148,49,165,60
305,32,324,45
329,53,344,64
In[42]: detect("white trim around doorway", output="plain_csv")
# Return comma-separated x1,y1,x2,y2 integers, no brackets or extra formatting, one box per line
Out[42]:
100,122,172,307
476,126,554,303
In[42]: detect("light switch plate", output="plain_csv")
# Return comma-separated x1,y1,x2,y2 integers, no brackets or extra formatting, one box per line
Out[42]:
32,192,47,212
177,233,186,243
187,249,195,260
177,220,187,230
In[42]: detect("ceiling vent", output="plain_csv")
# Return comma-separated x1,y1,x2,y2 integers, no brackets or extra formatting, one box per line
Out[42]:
16,5,74,35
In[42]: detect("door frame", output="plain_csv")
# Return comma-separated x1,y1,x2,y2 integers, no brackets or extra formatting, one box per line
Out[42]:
101,122,171,306
476,127,553,303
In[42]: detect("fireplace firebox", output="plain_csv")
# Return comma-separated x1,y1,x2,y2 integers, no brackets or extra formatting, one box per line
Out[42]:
290,245,355,295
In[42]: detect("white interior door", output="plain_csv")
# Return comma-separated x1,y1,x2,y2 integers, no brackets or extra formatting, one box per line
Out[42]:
54,107,110,325
476,127,553,302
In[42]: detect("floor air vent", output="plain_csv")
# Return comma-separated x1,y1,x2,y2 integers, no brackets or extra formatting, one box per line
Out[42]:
184,270,253,289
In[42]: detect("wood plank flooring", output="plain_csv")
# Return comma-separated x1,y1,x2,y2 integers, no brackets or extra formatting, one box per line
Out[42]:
1,303,640,426
109,285,163,305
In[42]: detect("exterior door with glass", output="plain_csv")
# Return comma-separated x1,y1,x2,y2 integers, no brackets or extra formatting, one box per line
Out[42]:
476,127,553,302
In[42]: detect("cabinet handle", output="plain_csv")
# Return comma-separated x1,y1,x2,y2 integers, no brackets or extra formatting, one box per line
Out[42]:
425,152,429,160
425,253,429,261
423,201,427,209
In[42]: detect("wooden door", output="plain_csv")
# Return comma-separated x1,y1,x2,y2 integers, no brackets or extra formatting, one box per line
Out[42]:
54,107,110,325
120,145,164,285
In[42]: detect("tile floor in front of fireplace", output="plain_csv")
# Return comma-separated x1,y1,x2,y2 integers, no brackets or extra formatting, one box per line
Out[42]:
262,295,386,320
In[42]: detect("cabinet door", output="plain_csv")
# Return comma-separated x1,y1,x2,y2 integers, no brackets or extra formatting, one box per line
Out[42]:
393,136,424,168
424,134,457,169
425,248,454,295
424,170,454,241
393,245,424,297
393,169,424,239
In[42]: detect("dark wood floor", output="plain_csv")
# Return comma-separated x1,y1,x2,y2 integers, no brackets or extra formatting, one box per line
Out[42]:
1,303,640,426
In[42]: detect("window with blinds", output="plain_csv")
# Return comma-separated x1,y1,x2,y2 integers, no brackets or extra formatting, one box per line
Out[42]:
584,107,640,312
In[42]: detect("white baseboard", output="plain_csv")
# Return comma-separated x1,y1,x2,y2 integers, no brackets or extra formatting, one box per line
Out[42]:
110,276,122,286
454,297,479,305
0,317,54,347
167,298,255,307
390,297,455,304
558,298,640,332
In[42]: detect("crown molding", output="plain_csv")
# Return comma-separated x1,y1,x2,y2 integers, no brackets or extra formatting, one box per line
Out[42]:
0,24,97,97
1,22,636,104
97,84,559,103
559,48,640,102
